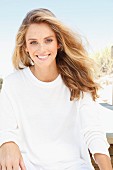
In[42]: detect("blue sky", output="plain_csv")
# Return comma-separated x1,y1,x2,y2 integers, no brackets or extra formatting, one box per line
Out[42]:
0,0,113,77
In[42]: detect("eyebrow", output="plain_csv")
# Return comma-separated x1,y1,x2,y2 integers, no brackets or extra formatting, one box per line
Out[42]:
28,35,55,41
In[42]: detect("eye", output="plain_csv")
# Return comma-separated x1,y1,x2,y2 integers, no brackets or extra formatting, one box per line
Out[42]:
30,41,38,45
45,39,53,43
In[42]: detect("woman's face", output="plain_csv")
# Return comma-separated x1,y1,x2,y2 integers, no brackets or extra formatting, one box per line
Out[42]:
25,23,59,69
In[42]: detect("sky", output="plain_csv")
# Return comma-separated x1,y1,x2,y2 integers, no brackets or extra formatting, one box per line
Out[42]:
0,0,113,77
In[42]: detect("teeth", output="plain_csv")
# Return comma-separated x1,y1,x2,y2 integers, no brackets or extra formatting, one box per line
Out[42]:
37,55,48,59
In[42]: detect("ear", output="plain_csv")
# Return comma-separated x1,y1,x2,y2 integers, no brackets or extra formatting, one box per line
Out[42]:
57,43,63,51
25,47,28,53
57,43,62,49
57,44,60,49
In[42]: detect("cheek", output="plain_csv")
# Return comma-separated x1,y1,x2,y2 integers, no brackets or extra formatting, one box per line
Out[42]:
51,44,59,53
26,45,35,53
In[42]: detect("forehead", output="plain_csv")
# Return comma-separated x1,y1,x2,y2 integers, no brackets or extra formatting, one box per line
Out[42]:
25,23,56,39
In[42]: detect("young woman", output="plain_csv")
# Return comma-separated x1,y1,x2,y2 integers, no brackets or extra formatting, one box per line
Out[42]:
0,8,112,170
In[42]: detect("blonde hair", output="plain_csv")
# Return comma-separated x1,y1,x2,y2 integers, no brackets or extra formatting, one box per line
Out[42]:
12,8,99,101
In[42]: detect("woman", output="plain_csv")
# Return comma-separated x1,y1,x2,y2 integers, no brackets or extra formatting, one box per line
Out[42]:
0,8,112,170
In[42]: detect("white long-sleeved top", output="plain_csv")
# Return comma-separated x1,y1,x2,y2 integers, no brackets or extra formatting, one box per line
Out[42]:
0,67,110,170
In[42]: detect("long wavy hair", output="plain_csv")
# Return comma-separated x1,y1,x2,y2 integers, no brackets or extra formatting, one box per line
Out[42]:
12,8,99,101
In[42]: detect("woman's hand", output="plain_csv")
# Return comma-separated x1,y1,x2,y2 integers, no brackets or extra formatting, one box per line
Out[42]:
0,142,26,170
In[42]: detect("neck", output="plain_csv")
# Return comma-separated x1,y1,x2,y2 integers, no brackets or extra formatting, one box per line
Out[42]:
30,65,59,82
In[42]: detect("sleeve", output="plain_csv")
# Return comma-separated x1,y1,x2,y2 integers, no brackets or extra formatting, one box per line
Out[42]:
0,83,20,147
79,92,110,158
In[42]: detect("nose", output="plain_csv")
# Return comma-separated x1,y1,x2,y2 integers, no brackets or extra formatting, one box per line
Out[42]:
36,43,46,52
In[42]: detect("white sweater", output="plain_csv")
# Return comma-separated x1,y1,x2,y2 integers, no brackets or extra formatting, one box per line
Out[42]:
0,67,110,169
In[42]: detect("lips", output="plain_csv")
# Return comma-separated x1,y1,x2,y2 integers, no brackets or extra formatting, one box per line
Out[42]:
37,55,48,59
36,54,50,61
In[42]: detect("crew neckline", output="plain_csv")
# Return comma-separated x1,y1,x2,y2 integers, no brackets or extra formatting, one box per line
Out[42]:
23,67,62,88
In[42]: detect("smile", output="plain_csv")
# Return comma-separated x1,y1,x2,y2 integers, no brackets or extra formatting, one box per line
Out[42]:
36,54,50,60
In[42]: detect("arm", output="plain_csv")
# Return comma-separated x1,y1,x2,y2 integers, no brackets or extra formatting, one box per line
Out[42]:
79,92,112,169
94,153,113,170
0,85,20,146
0,81,26,170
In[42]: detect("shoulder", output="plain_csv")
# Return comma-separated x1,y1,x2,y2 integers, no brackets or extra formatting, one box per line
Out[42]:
80,92,93,102
2,67,28,90
79,91,98,109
